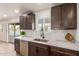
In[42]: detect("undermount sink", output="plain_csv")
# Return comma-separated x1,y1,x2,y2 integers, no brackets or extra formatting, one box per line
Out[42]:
34,39,48,42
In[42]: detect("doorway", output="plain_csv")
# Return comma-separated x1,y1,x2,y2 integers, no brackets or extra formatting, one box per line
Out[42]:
8,23,20,43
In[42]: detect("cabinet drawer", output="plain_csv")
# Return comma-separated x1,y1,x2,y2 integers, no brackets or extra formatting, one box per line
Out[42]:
28,41,49,49
50,46,77,56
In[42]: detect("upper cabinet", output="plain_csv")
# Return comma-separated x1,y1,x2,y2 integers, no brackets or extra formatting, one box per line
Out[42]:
20,12,36,30
51,3,77,30
51,6,62,30
62,3,77,29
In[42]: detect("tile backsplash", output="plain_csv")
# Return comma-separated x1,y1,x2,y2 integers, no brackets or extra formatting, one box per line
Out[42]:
24,30,77,41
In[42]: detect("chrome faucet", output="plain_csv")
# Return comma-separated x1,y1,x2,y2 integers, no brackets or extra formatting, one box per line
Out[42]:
40,23,45,39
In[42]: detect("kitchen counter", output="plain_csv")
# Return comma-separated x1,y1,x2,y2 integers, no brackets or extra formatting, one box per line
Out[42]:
15,36,79,51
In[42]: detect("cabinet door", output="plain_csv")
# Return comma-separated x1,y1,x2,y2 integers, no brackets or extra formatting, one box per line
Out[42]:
20,13,35,30
50,49,70,56
20,16,25,29
28,42,49,56
51,6,62,30
28,45,37,56
37,47,49,56
62,3,77,29
50,49,60,56
25,16,32,29
26,14,35,30
14,39,20,53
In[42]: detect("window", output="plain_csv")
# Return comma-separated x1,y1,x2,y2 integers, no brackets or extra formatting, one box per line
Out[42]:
38,17,51,33
9,23,20,37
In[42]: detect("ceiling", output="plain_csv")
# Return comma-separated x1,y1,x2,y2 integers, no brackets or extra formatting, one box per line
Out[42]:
0,3,60,20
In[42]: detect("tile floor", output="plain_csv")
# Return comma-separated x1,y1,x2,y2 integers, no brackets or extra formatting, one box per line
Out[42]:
0,41,18,56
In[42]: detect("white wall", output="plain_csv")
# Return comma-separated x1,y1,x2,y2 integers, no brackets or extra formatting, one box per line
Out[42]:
8,17,19,23
0,24,8,42
0,17,19,24
0,17,19,42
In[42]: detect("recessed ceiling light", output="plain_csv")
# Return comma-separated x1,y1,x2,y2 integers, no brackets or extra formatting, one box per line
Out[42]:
14,9,19,13
3,14,7,17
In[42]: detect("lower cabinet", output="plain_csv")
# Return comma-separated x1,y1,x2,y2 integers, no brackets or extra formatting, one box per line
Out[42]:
36,46,49,56
28,45,37,56
14,39,20,53
14,40,79,56
28,41,49,56
28,41,79,56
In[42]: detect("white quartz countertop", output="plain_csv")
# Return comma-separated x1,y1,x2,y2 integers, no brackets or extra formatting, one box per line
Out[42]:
15,36,79,51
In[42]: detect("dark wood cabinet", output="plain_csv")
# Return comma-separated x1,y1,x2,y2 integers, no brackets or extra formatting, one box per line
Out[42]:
14,39,79,56
50,46,77,56
28,41,79,56
36,46,49,56
20,16,26,29
50,49,67,56
28,41,49,56
28,45,37,56
14,39,20,53
51,5,62,30
20,13,35,30
62,3,77,29
51,3,77,30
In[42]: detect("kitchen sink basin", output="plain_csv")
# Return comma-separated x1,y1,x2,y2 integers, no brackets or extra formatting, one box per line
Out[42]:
34,39,48,42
